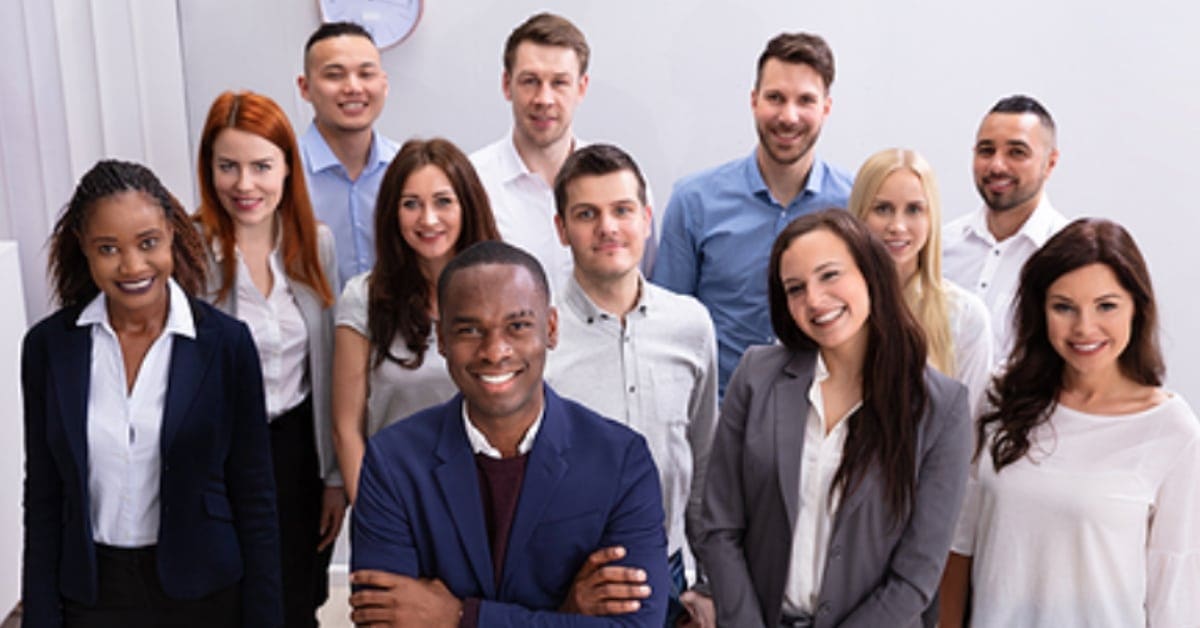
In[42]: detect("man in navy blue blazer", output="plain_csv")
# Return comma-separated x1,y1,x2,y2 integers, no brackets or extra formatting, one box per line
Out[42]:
350,241,668,627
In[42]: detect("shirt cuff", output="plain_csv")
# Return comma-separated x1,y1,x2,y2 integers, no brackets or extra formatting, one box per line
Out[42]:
458,597,481,628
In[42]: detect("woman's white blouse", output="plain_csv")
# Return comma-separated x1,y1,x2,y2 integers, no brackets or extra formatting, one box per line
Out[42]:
952,394,1200,627
336,272,457,436
781,353,858,615
234,248,309,419
81,278,194,547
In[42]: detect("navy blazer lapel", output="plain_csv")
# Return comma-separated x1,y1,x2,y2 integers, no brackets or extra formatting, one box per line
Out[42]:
432,397,496,599
161,301,218,456
774,351,816,528
500,387,568,593
48,316,92,492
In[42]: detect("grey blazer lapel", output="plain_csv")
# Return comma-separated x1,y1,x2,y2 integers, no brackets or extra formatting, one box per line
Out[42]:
774,351,817,529
832,443,883,534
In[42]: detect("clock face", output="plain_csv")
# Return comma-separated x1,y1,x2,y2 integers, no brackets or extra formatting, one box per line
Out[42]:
319,0,423,49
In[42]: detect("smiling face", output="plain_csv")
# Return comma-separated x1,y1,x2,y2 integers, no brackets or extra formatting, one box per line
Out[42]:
438,263,558,429
779,228,870,358
211,127,288,234
752,59,831,169
399,164,464,272
1045,262,1134,382
860,169,931,283
555,170,650,284
299,34,387,135
973,112,1058,217
503,42,588,151
81,191,174,320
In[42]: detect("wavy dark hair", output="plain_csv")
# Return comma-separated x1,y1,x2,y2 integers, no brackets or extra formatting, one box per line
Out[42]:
194,90,334,307
369,138,499,369
50,159,206,308
980,218,1162,470
768,209,929,523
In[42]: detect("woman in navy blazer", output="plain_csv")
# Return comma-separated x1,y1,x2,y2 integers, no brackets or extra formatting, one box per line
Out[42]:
696,210,971,628
21,160,282,627
193,90,343,628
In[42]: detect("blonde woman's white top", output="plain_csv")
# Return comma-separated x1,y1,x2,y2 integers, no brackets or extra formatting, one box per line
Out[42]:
945,280,993,419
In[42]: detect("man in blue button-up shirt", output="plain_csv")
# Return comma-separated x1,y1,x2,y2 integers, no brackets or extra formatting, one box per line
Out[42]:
651,32,853,396
297,21,400,288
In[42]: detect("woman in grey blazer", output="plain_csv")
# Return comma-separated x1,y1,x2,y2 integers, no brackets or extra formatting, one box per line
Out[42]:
696,210,971,628
193,91,343,628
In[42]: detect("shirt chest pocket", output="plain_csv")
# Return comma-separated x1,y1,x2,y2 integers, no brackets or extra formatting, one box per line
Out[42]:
645,370,695,494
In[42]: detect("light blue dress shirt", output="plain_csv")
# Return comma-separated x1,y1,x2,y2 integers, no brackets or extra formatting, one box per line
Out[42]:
300,123,399,288
651,150,852,396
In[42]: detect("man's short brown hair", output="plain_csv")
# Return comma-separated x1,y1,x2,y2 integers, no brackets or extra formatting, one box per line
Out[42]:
503,13,590,75
756,33,835,91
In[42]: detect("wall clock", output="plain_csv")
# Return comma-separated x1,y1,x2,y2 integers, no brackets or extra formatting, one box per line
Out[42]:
319,0,423,49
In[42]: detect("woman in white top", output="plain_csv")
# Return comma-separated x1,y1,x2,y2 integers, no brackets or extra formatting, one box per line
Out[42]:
194,91,342,628
22,160,281,626
940,218,1200,627
332,138,500,502
848,148,993,417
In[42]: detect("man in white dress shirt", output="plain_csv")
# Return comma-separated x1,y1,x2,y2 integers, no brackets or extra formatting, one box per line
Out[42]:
544,144,719,627
469,13,591,295
943,95,1068,361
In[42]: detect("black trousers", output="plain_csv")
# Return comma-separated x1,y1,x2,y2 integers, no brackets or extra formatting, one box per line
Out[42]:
270,396,334,628
63,545,239,628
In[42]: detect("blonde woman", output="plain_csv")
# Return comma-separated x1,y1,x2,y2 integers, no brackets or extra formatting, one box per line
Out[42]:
849,148,993,416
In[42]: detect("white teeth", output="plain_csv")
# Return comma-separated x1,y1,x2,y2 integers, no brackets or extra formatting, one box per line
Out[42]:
341,102,366,111
813,308,843,325
120,278,152,291
1072,341,1104,352
479,372,516,385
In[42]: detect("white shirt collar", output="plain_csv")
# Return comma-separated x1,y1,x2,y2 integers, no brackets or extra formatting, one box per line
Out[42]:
806,352,862,425
1018,196,1061,247
965,196,1058,247
498,128,583,185
77,277,196,340
461,398,544,459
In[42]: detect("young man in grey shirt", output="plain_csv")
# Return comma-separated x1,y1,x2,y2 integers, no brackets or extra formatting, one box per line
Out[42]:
545,144,718,627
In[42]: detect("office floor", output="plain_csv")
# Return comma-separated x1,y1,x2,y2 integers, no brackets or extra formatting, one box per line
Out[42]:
318,526,354,627
317,571,353,628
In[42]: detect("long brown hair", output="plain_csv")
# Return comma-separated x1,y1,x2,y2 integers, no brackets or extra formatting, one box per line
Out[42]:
768,209,929,523
50,159,206,307
980,218,1163,470
369,138,499,368
194,90,333,307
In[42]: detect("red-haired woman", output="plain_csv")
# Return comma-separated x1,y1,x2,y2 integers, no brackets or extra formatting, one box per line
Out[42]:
194,90,342,628
331,138,499,502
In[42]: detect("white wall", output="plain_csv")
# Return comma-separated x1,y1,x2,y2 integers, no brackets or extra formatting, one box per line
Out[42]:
0,0,194,323
0,242,28,608
174,0,1200,401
